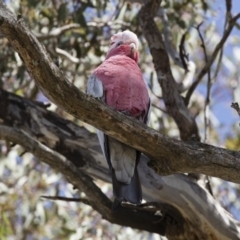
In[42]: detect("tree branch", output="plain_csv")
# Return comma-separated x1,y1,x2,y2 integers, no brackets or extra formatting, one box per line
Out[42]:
1,89,240,239
1,2,240,183
0,126,112,214
1,1,240,239
231,102,240,116
156,8,184,69
35,23,82,41
177,31,196,93
194,22,211,142
0,124,168,234
179,61,196,93
185,12,240,106
138,0,200,141
55,47,81,64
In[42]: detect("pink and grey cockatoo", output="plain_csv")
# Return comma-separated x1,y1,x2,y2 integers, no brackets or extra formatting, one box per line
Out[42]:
86,30,151,207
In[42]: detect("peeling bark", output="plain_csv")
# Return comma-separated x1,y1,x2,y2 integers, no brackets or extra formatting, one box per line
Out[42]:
0,2,240,183
0,90,240,239
1,1,240,239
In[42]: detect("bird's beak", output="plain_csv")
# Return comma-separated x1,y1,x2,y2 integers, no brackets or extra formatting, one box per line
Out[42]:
129,42,137,53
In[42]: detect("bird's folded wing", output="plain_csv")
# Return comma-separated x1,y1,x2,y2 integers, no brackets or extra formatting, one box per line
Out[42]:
108,137,136,184
86,74,104,98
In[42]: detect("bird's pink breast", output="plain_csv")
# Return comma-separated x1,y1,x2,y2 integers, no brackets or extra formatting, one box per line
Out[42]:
94,55,149,118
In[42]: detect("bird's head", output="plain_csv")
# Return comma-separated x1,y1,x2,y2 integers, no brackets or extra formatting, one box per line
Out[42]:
106,30,139,63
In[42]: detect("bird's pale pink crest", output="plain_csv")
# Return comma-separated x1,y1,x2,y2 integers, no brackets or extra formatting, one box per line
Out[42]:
106,30,139,62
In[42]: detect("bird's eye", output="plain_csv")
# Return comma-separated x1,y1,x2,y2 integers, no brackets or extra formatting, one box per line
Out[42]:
117,41,123,46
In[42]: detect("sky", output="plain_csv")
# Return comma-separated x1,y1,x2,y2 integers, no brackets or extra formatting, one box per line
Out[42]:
200,0,240,142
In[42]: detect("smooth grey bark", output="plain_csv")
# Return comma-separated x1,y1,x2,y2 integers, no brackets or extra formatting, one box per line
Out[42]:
0,89,240,239
1,1,240,239
0,1,240,183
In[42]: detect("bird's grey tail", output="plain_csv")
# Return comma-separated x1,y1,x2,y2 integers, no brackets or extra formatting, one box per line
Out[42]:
111,166,142,211
102,135,142,211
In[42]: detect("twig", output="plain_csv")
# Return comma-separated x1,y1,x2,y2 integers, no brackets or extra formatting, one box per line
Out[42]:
194,22,211,142
19,150,27,157
179,32,189,71
41,195,91,205
185,13,240,106
212,0,232,81
231,102,240,116
178,32,196,93
88,20,130,30
36,21,130,41
179,61,196,93
152,103,167,113
225,0,232,18
36,23,81,41
231,102,240,127
149,89,163,100
157,8,184,69
55,47,81,64
205,176,214,197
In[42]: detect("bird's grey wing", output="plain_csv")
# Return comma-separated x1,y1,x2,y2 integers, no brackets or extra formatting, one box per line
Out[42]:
86,74,105,152
96,130,112,171
86,74,104,98
97,131,136,185
86,74,140,186
86,74,112,169
107,97,151,184
108,137,136,184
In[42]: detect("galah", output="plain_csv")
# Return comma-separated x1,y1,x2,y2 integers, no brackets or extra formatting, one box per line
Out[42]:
86,30,151,208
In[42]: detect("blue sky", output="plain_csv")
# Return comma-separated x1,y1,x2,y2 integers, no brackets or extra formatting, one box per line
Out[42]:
200,0,240,142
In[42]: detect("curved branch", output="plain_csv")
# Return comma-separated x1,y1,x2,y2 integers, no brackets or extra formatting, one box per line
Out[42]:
35,21,130,41
0,89,240,239
179,61,196,93
1,2,240,183
138,0,199,141
1,1,240,239
35,23,81,41
0,124,168,234
55,47,81,64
